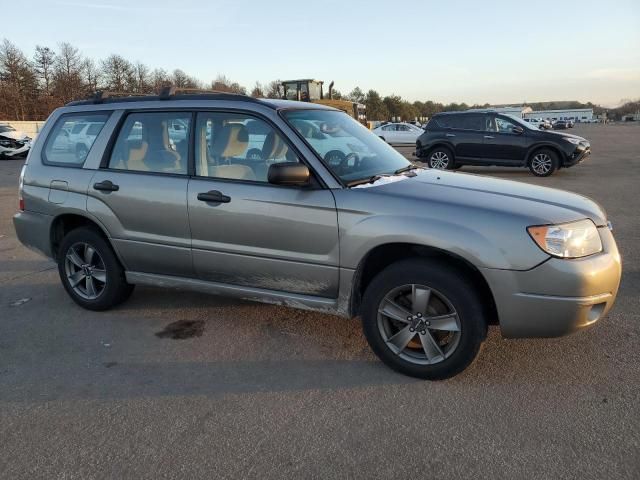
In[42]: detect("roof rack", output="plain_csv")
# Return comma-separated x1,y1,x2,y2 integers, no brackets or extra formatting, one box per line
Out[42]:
66,88,262,107
157,86,250,100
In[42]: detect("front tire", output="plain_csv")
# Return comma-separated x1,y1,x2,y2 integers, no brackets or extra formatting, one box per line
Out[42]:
428,147,455,170
361,259,487,380
57,227,134,311
528,149,558,177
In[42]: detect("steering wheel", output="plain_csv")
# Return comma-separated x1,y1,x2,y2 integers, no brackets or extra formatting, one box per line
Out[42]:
337,152,359,174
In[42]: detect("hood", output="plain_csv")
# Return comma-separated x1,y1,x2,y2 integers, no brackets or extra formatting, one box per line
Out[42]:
0,129,29,141
368,169,607,226
543,130,587,142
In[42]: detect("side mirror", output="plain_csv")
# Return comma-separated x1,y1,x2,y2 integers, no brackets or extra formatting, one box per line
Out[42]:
512,126,525,134
268,162,310,186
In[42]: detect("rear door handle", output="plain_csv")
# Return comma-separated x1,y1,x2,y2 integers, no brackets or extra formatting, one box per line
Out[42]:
484,135,494,139
445,133,456,137
93,180,119,192
197,190,231,203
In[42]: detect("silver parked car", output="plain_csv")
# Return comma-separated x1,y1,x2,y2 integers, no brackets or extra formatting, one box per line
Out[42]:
13,91,622,379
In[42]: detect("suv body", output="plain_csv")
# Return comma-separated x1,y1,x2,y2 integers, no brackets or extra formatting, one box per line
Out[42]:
13,94,621,379
416,111,591,176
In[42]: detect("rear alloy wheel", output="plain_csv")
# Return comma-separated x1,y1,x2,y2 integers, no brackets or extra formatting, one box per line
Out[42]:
529,149,558,177
58,227,134,311
428,147,454,170
361,259,486,379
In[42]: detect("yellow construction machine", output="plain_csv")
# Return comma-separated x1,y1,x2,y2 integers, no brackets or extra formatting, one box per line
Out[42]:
280,79,367,125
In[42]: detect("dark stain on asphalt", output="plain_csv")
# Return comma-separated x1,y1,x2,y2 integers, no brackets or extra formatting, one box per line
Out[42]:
155,320,205,340
104,362,118,368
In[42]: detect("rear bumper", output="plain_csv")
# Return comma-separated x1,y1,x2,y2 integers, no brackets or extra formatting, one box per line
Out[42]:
481,227,621,338
13,210,54,258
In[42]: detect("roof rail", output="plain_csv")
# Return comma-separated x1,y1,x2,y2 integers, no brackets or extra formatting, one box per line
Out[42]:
89,90,148,104
158,86,250,100
66,88,259,107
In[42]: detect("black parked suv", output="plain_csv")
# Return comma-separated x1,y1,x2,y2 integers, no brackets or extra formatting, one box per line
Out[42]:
416,110,591,176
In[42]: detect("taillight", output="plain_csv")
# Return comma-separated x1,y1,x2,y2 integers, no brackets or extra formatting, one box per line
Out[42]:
18,165,25,211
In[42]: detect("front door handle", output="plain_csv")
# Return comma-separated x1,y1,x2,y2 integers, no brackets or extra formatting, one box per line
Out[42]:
93,180,119,192
197,190,231,203
484,135,495,139
445,133,456,137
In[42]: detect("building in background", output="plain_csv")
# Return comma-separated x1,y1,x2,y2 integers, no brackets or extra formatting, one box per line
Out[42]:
524,108,593,123
467,106,532,118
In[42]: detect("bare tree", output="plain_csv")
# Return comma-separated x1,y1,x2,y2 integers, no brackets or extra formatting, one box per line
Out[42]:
53,42,84,103
250,81,264,98
212,74,246,94
132,61,152,93
0,39,38,120
265,79,282,99
101,54,133,92
33,45,55,95
151,68,170,91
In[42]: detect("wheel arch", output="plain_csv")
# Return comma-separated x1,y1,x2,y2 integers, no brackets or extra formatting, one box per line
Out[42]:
50,212,125,266
424,142,456,160
349,242,498,326
525,143,564,166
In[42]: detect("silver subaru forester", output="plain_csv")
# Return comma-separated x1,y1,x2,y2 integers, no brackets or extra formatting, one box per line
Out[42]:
13,91,622,379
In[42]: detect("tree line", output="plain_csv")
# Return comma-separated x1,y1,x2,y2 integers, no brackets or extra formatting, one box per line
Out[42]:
1,39,637,122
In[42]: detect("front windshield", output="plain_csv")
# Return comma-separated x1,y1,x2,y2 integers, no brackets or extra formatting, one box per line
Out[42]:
282,109,410,184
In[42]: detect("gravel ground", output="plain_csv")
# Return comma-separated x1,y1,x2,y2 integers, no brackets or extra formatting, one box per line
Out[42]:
0,123,638,479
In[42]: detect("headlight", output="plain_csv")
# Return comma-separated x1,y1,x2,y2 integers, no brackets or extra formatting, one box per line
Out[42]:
563,137,581,145
527,219,602,258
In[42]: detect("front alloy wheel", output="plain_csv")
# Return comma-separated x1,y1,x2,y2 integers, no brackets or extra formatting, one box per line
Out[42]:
378,284,461,365
529,149,558,177
361,259,486,380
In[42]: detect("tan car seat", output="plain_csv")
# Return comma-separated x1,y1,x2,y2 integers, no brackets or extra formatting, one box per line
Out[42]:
207,123,256,181
145,117,183,174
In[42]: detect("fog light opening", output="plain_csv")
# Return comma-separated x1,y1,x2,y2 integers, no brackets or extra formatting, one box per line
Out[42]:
587,302,606,324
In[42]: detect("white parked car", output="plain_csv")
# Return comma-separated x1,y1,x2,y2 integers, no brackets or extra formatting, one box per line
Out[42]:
67,121,105,161
0,124,31,159
289,119,370,167
372,122,424,145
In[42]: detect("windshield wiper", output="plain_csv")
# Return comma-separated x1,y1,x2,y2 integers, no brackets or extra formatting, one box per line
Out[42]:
394,164,419,175
346,175,383,187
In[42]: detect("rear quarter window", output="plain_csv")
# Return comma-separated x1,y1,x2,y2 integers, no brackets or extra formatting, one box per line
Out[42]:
43,113,110,167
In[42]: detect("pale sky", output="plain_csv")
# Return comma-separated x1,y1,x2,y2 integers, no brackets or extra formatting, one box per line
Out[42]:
7,0,640,106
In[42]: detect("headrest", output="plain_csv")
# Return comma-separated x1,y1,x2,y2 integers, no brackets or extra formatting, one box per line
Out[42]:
210,124,249,158
262,131,288,160
290,120,313,138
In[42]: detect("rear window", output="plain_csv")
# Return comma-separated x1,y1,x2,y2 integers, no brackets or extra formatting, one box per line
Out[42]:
43,113,110,166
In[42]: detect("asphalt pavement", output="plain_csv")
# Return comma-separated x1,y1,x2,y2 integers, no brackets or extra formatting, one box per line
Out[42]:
1,123,638,479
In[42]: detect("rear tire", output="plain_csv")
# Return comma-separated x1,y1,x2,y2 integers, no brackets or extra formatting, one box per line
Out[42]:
57,227,134,311
427,146,455,170
361,259,487,380
528,148,558,177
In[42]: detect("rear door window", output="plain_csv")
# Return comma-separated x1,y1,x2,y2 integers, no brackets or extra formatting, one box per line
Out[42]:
43,113,110,166
108,112,191,175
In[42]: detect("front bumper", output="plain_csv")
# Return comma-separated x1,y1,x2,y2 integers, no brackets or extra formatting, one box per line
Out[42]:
0,142,30,158
481,227,621,338
563,143,591,167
